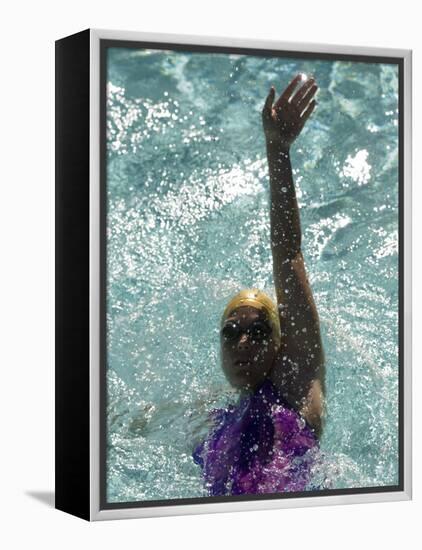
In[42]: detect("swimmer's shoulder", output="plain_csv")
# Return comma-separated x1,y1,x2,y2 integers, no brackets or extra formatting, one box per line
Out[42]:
270,352,324,434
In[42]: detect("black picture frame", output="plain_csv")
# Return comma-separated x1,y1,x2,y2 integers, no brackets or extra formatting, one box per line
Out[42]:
55,28,412,521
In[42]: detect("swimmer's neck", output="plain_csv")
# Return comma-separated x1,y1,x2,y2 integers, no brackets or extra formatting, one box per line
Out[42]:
239,387,254,398
239,379,271,397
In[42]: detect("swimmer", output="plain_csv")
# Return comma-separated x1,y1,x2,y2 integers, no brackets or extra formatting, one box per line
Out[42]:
193,74,325,496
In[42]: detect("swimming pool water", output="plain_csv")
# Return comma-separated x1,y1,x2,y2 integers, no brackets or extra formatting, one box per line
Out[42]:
105,47,399,502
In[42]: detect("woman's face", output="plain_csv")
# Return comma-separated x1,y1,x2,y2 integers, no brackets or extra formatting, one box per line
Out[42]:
220,305,278,391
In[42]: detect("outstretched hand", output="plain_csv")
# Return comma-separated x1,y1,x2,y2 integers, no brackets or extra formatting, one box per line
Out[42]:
262,74,318,150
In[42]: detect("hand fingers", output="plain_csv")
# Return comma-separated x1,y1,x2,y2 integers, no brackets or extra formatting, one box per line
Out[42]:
296,84,318,114
262,86,275,118
294,81,317,112
291,77,315,105
300,99,317,122
274,74,302,110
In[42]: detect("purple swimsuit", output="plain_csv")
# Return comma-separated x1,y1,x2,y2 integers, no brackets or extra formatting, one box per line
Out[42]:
193,379,319,496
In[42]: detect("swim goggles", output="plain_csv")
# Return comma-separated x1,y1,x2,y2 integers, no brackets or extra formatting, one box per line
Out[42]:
221,319,272,343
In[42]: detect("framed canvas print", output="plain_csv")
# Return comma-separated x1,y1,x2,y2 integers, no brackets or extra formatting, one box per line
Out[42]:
55,28,412,521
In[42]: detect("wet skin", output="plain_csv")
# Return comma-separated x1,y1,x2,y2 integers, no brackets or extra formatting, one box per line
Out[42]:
220,305,278,392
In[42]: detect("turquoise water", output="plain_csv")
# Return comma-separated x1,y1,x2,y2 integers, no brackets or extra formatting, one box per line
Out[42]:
105,47,399,502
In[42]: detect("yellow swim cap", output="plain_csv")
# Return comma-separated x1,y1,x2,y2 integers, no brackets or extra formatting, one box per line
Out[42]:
221,288,281,346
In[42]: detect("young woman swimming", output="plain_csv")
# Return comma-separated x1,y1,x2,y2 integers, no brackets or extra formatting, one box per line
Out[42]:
193,73,325,496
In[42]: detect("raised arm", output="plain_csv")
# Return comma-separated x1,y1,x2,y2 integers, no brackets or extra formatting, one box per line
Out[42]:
262,74,325,434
